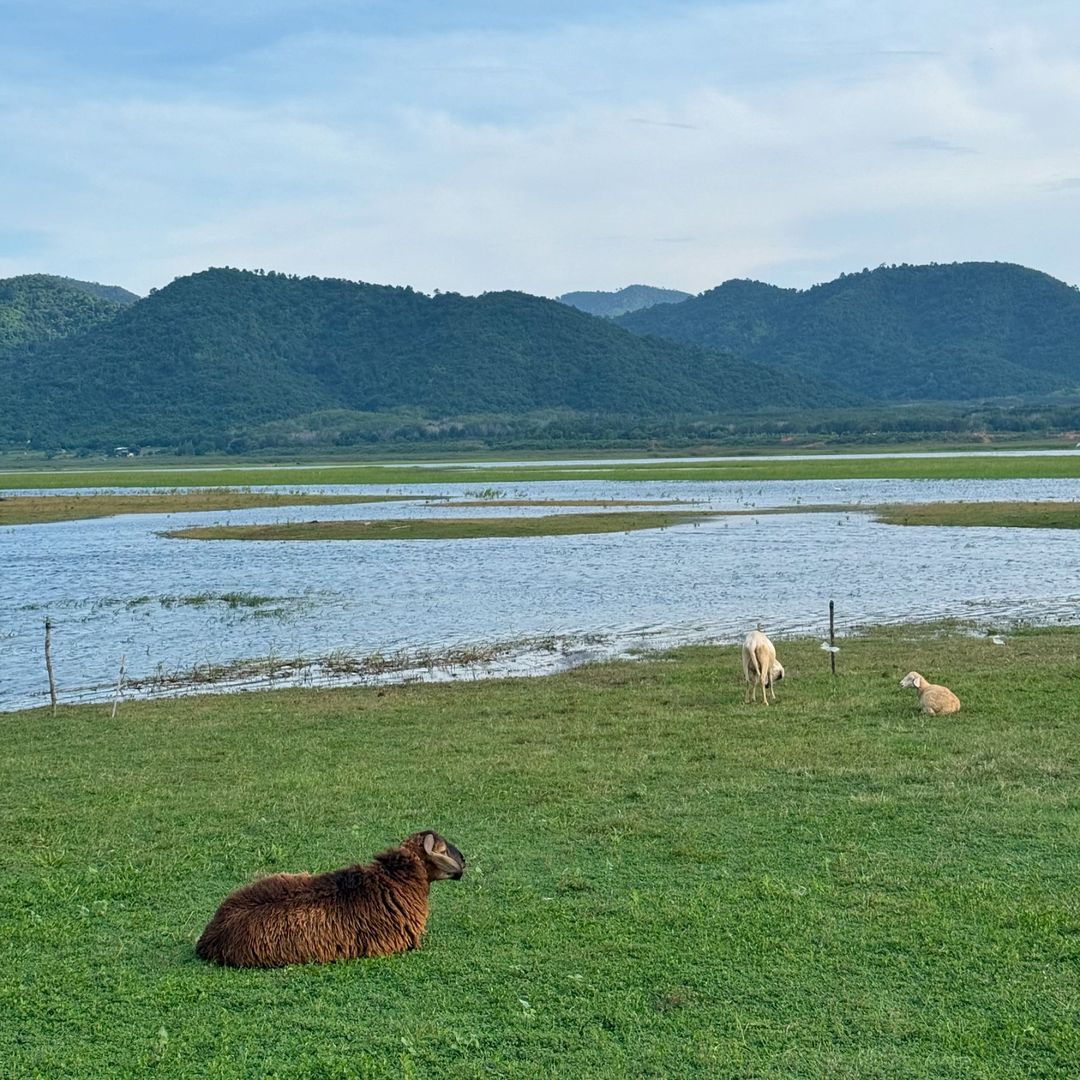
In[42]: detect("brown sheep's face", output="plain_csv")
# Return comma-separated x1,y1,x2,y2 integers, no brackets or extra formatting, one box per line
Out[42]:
408,831,466,881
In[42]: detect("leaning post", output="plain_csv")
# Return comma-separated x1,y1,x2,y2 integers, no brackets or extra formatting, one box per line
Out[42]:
44,616,58,715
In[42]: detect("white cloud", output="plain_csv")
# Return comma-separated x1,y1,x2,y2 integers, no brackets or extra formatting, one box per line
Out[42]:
2,0,1080,293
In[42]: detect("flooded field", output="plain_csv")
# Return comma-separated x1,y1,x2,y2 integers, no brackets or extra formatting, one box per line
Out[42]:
2,475,1078,710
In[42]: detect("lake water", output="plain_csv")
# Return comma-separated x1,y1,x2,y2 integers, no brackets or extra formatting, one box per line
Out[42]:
2,475,1078,711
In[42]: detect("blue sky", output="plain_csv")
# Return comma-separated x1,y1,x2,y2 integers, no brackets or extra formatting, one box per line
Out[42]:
2,1,1079,296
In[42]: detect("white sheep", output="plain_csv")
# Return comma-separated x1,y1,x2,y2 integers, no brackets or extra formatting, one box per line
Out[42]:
899,671,960,715
742,629,784,705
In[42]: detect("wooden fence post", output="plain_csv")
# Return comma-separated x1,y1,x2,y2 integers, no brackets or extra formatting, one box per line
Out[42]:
44,617,58,715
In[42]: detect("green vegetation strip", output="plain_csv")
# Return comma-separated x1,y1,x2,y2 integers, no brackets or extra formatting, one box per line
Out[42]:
163,510,715,541
161,501,1080,543
0,491,426,526
9,494,1077,532
2,627,1078,1077
874,500,1080,529
707,501,1080,530
3,450,1080,490
716,500,1080,529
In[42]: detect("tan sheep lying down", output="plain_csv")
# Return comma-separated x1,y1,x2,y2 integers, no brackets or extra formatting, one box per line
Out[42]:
195,830,465,968
899,671,961,715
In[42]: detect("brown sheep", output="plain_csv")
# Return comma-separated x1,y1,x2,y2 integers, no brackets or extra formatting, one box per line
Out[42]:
899,671,961,716
195,830,465,968
742,629,785,705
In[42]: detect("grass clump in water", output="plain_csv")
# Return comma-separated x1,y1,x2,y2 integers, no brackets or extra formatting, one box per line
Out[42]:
162,510,717,541
0,490,431,526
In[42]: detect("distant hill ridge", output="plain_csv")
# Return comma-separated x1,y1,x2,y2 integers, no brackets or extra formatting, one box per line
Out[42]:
45,275,141,306
615,262,1080,401
4,260,1080,451
0,274,133,355
557,284,692,318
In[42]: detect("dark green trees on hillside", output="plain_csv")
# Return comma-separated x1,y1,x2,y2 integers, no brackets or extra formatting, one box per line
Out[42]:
0,275,128,354
6,261,1080,451
0,268,837,448
616,262,1080,400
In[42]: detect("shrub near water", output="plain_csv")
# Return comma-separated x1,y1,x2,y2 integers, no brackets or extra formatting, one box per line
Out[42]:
2,627,1079,1078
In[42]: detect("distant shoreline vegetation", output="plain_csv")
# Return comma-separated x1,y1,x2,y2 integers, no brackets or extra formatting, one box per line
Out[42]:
7,400,1080,459
3,451,1080,493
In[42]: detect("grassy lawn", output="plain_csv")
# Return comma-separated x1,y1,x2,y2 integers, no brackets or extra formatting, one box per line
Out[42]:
3,452,1080,490
874,500,1080,529
2,627,1078,1078
162,511,715,541
0,491,429,526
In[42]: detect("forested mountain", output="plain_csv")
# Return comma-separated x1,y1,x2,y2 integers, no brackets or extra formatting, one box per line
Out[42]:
0,268,839,449
558,284,692,318
7,262,1080,453
616,263,1080,400
0,274,131,355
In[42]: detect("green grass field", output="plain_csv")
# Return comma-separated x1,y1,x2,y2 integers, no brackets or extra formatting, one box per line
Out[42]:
3,627,1078,1078
3,450,1080,490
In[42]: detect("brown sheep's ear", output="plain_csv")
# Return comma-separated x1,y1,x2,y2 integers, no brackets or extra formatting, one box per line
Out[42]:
422,832,463,875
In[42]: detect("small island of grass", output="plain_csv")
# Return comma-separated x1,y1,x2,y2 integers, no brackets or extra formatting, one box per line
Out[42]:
162,510,717,541
873,500,1080,529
